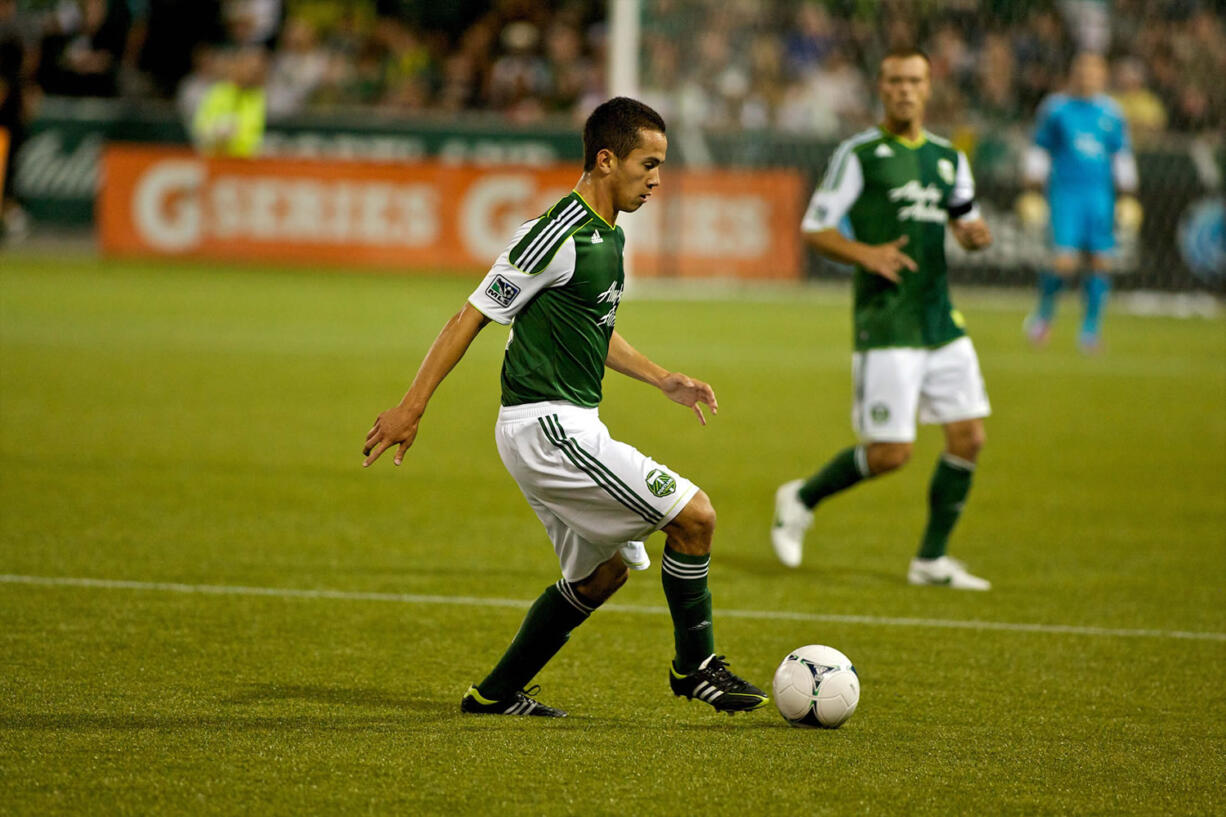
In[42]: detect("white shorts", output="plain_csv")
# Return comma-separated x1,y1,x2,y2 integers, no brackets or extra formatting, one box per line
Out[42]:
852,336,991,443
495,401,699,583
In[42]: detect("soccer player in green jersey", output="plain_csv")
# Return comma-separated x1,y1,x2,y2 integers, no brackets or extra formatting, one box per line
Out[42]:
364,97,767,717
771,48,995,590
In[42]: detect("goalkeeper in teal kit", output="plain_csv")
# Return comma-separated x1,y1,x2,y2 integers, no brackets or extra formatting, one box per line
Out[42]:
771,48,994,590
1020,52,1140,353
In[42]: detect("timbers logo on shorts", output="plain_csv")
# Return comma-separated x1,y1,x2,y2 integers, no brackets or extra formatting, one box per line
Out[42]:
646,468,677,497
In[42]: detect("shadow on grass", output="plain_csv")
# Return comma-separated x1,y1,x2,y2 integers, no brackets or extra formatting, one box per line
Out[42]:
0,712,443,731
222,683,447,709
715,551,901,586
1,685,460,732
1,685,792,733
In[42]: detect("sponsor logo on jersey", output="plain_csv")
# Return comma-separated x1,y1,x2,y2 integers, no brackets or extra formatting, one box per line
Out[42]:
590,230,603,244
595,280,622,328
874,143,894,158
1074,132,1105,159
870,403,891,424
888,180,947,224
485,274,522,308
646,468,677,497
938,158,955,185
596,281,622,304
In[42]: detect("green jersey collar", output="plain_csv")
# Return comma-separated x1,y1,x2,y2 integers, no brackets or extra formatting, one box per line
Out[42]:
878,126,926,150
570,190,615,229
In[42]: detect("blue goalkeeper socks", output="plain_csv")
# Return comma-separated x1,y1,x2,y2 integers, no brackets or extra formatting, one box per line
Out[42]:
1081,274,1110,338
1036,271,1064,322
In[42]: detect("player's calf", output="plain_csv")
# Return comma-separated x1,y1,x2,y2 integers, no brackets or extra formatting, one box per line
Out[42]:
866,441,912,475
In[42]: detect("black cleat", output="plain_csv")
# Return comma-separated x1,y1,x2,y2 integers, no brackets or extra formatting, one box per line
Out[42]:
460,684,567,717
669,654,769,714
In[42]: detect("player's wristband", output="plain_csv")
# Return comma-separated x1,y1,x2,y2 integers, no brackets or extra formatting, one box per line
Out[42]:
947,200,974,220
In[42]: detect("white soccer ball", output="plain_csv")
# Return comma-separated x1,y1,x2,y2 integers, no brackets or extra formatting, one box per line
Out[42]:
772,644,860,729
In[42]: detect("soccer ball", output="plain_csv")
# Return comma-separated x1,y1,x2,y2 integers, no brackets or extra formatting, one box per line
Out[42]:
772,644,860,729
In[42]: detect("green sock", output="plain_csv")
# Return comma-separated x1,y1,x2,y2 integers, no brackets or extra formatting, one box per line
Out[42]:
476,581,593,701
661,545,714,674
797,445,870,509
918,453,975,560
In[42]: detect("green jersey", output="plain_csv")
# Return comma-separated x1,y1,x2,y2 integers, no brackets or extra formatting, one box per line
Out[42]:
803,127,980,351
468,192,624,408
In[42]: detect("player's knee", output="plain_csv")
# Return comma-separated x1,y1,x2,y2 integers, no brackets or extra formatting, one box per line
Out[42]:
965,427,986,458
577,559,629,605
867,443,912,474
1052,255,1079,276
948,424,986,462
667,490,716,555
597,565,629,601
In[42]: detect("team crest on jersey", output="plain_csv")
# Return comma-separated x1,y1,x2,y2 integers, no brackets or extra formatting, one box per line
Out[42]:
938,158,955,185
646,468,677,497
485,274,521,308
870,403,891,424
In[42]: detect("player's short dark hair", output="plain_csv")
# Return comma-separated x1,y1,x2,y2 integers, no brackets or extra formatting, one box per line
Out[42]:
879,47,931,74
582,97,667,171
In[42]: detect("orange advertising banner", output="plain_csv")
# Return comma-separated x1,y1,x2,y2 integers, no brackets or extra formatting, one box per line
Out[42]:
98,145,803,279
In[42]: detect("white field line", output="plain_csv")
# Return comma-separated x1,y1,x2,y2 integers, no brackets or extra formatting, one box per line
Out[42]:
2,573,1224,643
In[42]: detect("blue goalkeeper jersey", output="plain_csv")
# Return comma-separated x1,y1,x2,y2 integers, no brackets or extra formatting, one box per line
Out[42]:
1033,93,1129,193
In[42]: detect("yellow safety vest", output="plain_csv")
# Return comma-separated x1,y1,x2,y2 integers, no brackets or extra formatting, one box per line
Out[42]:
192,82,266,158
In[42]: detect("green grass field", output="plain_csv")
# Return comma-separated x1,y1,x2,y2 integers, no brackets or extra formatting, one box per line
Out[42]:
2,254,1224,815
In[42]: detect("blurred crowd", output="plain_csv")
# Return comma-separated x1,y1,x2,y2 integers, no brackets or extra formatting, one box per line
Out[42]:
0,0,1223,138
641,0,1224,140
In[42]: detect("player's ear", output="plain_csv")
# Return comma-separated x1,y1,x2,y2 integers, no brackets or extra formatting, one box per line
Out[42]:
594,147,617,175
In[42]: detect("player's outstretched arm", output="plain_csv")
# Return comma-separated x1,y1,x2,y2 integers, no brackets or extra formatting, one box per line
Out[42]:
606,331,718,425
805,228,917,283
363,303,490,467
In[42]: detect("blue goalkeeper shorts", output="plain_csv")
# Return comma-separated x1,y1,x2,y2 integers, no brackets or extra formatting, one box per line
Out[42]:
1049,187,1115,256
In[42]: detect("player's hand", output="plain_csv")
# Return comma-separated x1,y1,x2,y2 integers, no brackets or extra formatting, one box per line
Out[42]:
660,372,718,426
1116,195,1143,236
952,218,992,251
363,404,423,467
859,236,916,283
1015,191,1048,233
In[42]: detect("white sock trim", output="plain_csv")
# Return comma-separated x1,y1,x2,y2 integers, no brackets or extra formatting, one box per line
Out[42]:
853,445,870,478
940,452,976,472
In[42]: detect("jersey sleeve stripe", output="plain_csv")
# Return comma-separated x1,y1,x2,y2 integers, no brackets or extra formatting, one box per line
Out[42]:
508,201,578,269
510,200,584,272
821,129,878,192
518,209,589,273
509,201,580,269
820,141,854,191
